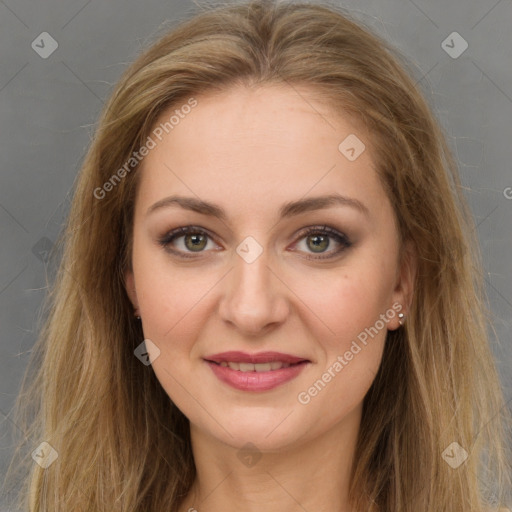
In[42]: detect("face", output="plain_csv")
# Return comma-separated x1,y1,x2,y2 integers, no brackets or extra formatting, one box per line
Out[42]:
125,84,415,452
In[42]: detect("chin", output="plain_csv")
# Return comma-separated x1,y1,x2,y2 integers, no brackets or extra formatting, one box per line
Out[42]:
201,413,309,452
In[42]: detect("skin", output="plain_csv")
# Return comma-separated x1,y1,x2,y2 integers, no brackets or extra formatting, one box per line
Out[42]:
125,83,416,512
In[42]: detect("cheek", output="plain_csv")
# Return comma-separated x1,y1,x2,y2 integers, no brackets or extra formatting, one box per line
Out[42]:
289,258,393,404
291,261,394,352
295,270,388,418
133,243,210,341
134,261,211,414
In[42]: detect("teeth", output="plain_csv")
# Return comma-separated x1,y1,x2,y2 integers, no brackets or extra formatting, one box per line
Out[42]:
239,362,255,372
254,363,271,372
219,361,294,371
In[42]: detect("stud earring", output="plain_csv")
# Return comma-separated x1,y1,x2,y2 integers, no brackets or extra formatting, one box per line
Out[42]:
398,312,405,326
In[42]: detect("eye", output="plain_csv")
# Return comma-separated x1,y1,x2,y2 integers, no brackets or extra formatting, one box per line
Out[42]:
158,226,219,258
292,225,352,260
158,224,352,260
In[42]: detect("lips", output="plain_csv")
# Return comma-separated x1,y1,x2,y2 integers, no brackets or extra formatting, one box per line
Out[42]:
204,351,311,391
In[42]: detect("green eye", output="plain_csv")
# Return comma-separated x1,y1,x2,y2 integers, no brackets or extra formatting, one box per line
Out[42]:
293,225,352,260
183,232,208,251
159,226,214,256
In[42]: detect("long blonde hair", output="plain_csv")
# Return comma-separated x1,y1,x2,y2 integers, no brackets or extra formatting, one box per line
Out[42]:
4,0,511,510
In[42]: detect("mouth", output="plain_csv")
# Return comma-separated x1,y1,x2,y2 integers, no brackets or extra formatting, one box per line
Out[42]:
203,351,311,391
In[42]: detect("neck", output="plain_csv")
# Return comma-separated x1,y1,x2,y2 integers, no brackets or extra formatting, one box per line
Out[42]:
178,404,362,512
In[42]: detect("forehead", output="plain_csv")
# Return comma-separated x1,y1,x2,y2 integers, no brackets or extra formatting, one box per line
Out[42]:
136,84,386,218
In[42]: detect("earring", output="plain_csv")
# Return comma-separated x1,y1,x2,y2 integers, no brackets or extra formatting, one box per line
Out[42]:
398,312,405,326
135,316,141,321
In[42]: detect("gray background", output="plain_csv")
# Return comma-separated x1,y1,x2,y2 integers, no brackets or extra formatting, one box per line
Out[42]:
0,0,511,508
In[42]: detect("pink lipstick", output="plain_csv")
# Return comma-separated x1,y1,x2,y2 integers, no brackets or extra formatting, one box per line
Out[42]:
204,351,310,392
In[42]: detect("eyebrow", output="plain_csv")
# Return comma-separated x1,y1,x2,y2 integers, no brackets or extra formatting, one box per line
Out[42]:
146,193,370,220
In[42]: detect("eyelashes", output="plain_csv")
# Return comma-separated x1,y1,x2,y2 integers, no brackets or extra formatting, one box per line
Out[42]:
289,225,352,260
158,224,352,261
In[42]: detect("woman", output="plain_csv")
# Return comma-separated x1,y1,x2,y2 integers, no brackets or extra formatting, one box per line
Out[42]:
6,0,511,510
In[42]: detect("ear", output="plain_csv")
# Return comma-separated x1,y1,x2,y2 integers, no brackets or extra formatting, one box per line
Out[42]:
389,239,417,329
124,268,140,315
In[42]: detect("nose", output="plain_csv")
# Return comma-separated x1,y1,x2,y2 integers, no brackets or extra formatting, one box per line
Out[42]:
218,245,290,336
